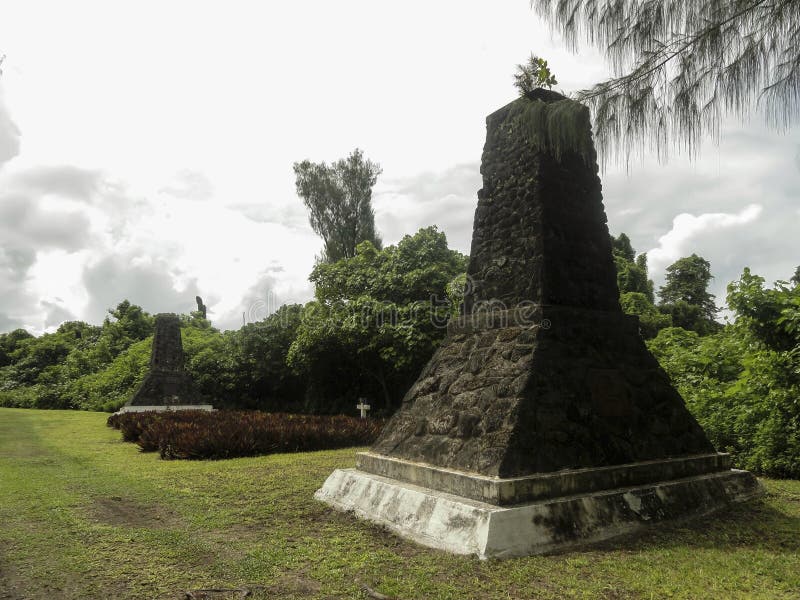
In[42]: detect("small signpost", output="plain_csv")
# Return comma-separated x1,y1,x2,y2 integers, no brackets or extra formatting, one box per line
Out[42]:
356,399,371,419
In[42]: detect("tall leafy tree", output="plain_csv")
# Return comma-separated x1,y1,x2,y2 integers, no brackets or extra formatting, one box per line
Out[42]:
0,329,33,367
611,233,654,301
727,267,800,352
533,1,800,163
193,304,306,411
293,148,383,263
658,254,720,333
288,227,468,413
610,233,668,337
649,267,800,477
610,232,636,263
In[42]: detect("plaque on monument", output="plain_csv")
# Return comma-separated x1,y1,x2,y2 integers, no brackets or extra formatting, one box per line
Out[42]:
315,89,762,557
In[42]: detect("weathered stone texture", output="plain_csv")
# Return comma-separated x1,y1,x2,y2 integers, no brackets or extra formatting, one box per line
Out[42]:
126,313,203,407
463,89,619,314
370,90,715,477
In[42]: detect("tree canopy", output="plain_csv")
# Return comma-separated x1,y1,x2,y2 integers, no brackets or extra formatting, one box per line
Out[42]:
657,253,721,334
293,148,383,263
649,266,800,477
610,233,670,338
288,227,468,412
533,0,800,164
658,254,718,314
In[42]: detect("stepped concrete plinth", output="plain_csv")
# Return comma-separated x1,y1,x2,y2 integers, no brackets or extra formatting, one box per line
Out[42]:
316,461,761,558
315,89,762,557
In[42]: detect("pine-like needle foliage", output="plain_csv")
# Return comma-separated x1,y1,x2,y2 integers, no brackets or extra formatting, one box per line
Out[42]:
533,0,800,165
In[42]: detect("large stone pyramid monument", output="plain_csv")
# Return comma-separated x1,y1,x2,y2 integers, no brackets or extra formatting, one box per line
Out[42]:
316,90,762,558
120,313,212,413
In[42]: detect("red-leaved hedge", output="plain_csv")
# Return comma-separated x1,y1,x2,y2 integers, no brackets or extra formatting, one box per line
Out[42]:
107,410,384,460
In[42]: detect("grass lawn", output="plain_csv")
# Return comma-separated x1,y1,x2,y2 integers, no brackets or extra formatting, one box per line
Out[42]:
1,408,799,599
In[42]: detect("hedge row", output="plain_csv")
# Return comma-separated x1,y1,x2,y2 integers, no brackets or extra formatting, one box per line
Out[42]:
107,410,384,460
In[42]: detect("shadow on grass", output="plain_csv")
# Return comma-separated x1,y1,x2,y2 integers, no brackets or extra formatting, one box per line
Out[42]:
573,494,799,557
317,490,799,563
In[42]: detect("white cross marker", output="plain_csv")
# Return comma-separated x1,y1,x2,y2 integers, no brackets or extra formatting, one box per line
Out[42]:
356,400,371,419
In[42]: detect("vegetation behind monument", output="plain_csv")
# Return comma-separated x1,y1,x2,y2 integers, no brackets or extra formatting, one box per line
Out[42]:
1,230,797,476
0,160,796,476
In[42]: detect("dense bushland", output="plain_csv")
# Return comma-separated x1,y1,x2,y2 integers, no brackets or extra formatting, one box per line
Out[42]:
3,229,799,477
648,269,800,478
107,410,384,460
0,227,464,415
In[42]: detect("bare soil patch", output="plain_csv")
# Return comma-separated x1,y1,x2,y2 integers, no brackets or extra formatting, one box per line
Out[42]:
86,496,182,529
0,562,26,600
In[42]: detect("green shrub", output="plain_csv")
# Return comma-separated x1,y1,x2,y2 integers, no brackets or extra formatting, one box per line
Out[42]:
648,321,800,478
0,386,38,408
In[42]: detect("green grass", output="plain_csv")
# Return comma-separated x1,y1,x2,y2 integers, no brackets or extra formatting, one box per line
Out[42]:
1,408,799,599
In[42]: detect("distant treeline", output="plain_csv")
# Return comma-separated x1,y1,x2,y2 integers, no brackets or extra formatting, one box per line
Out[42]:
0,227,467,415
1,228,799,477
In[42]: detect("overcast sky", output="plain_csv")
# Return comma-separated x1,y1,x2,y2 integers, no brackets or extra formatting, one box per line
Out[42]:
1,1,798,334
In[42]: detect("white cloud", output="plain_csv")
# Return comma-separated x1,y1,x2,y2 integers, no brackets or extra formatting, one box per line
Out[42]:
0,158,321,333
41,299,76,329
375,163,481,254
0,1,798,336
0,87,20,169
648,204,763,273
158,170,215,203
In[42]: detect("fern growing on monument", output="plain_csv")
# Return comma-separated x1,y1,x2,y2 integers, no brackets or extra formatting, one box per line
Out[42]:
508,54,594,163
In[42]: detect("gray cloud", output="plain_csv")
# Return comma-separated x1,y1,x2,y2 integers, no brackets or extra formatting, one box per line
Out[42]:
213,264,313,331
12,165,102,200
82,254,201,324
159,170,214,202
0,311,24,332
0,194,93,253
230,202,309,230
41,300,76,329
0,245,36,283
0,89,20,170
0,164,149,333
0,259,37,332
390,164,482,200
0,165,107,263
375,163,480,254
238,271,280,326
603,125,800,307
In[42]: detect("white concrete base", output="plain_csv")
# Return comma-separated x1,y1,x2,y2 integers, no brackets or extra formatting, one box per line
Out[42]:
116,404,215,414
315,467,763,559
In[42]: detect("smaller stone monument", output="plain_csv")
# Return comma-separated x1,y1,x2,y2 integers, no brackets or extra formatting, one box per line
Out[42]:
119,313,213,413
195,296,207,319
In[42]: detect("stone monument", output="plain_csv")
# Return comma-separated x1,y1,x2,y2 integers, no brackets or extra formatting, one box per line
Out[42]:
120,313,213,413
195,296,207,319
315,89,762,558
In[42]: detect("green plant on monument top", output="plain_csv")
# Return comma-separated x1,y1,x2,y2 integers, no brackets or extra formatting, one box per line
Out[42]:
513,53,558,95
506,55,591,163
